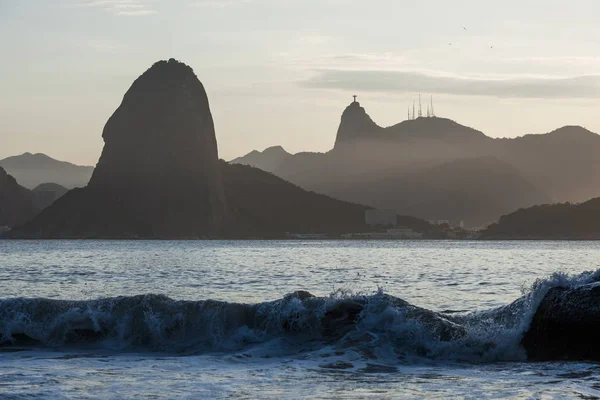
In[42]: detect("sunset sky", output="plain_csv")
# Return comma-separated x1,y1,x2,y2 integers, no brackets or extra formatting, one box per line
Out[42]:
2,0,600,165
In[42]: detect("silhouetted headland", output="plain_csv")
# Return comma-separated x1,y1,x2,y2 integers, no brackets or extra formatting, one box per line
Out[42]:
5,59,385,239
481,198,600,239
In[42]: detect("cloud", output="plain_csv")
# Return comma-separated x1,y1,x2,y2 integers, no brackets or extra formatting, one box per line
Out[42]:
74,0,157,16
301,69,600,99
188,0,252,8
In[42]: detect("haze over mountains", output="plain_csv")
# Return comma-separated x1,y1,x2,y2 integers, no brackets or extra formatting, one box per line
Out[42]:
232,100,600,227
6,59,376,239
3,65,600,233
0,153,93,189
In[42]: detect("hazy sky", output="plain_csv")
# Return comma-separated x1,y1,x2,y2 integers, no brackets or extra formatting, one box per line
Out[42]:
2,0,600,165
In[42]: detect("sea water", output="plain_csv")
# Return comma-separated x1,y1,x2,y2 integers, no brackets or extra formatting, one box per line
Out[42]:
0,240,599,399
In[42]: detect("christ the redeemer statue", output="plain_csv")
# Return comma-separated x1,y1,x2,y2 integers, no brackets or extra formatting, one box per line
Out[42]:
353,95,357,103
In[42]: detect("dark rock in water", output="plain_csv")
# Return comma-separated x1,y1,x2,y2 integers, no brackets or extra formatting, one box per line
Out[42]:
0,166,39,228
321,299,365,340
521,282,600,361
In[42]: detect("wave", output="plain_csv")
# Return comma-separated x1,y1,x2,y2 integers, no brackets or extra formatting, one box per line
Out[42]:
1,269,599,363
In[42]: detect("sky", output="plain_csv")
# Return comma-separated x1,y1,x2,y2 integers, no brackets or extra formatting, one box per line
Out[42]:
1,0,600,165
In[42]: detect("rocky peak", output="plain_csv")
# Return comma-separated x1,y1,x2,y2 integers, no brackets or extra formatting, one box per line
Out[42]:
334,101,382,148
86,58,230,236
548,125,595,137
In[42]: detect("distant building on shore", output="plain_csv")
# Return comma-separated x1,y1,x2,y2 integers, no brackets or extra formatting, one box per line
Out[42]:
342,227,422,240
285,233,329,239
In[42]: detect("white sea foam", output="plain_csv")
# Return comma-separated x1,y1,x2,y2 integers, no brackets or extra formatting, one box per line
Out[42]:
1,268,598,366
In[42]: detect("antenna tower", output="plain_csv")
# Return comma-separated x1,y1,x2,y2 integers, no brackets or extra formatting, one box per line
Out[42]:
418,94,422,118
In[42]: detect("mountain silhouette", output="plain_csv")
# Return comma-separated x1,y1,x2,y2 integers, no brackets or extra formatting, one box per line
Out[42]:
0,167,39,228
32,182,69,210
307,156,550,228
334,101,383,146
481,197,600,239
231,100,600,227
335,101,487,148
6,59,378,239
0,153,93,189
231,146,291,172
495,125,600,203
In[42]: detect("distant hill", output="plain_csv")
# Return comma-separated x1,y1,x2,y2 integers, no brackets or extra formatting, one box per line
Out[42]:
32,182,69,210
308,156,549,228
0,167,39,228
231,100,600,227
335,101,489,148
6,59,378,239
495,126,600,203
230,146,292,173
481,198,600,239
221,162,371,237
0,153,94,189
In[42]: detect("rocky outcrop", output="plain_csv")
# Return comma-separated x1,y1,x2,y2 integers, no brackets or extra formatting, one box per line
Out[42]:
521,280,600,361
0,167,39,228
88,58,230,236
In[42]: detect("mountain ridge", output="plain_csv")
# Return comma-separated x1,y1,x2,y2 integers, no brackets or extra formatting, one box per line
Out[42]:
481,197,600,239
0,152,94,189
5,59,379,239
230,100,600,227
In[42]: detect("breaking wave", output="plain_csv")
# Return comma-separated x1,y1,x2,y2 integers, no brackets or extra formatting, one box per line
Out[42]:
1,269,599,364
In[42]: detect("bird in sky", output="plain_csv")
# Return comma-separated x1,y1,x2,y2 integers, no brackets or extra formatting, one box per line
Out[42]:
462,26,467,31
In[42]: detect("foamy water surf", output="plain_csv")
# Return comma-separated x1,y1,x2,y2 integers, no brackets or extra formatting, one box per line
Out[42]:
2,240,600,398
2,268,599,367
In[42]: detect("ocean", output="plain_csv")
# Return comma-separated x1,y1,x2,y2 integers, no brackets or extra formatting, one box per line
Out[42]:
0,240,599,399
